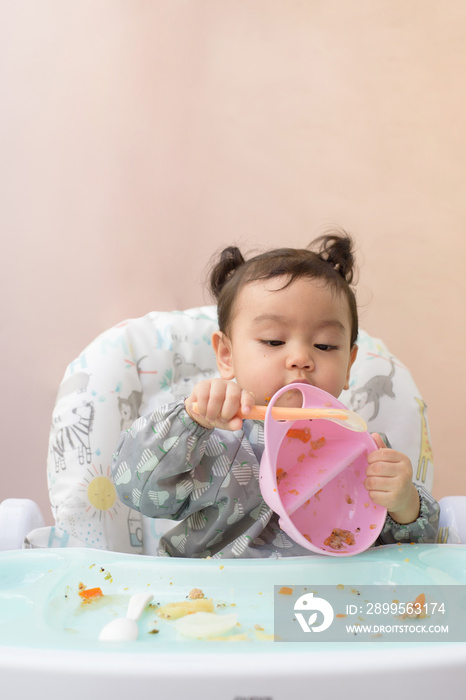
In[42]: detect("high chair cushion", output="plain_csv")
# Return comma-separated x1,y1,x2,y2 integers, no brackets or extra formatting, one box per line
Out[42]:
40,306,434,554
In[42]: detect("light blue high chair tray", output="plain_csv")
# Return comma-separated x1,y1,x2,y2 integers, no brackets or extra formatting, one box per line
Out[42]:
1,545,466,700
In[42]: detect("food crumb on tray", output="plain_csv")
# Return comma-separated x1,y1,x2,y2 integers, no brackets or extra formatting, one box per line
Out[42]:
188,588,205,599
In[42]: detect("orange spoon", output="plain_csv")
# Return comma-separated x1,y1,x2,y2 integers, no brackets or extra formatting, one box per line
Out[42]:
191,403,367,432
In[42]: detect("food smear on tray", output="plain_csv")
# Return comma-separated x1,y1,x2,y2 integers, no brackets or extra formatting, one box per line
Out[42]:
157,598,214,619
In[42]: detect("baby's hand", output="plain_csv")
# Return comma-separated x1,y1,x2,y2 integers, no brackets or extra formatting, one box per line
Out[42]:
185,378,255,431
365,433,420,524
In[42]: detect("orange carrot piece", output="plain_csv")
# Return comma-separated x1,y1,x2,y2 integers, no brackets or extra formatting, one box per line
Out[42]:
79,586,103,600
286,427,311,443
311,437,326,450
276,468,287,483
278,586,293,595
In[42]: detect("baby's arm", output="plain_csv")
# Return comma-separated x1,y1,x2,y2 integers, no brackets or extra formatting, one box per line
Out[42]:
185,378,255,431
112,400,224,519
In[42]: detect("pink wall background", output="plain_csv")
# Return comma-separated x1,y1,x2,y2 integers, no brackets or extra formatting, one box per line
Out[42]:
2,1,465,524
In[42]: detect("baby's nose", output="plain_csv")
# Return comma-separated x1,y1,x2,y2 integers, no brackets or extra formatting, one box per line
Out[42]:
288,347,313,369
291,359,311,369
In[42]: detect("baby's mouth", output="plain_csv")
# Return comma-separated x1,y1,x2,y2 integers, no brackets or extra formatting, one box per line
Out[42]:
288,378,311,387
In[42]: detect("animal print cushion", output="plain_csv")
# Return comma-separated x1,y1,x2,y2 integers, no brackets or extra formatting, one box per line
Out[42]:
339,330,433,494
33,308,434,554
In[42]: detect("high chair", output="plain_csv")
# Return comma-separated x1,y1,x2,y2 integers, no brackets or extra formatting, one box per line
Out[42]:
1,306,466,700
1,304,460,552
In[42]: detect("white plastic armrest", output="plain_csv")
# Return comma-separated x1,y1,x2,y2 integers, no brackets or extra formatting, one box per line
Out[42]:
0,499,45,551
438,496,466,544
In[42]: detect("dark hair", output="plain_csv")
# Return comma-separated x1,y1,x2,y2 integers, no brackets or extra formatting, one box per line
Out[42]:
209,232,358,347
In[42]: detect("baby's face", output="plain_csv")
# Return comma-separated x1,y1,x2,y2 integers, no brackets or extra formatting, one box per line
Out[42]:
216,276,357,406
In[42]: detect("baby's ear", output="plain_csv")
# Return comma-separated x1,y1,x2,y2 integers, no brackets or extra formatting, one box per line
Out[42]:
212,331,235,380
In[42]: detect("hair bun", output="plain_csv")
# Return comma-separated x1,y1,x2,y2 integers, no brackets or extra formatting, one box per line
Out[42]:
210,246,245,300
312,232,356,284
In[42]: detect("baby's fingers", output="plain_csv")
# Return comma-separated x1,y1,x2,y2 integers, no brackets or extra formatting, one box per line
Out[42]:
238,390,255,418
371,433,387,450
365,460,400,479
186,379,228,427
218,383,245,424
188,380,249,431
216,387,257,430
200,379,238,422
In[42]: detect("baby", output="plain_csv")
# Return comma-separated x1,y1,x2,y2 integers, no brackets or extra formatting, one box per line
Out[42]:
112,233,439,557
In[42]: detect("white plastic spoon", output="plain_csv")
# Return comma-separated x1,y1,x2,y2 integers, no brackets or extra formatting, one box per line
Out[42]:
99,592,154,641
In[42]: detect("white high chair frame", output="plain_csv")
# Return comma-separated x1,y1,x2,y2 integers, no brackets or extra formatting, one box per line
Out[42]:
1,306,466,700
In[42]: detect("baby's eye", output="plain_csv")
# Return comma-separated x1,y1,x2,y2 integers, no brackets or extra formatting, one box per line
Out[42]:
314,344,338,352
260,340,285,347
